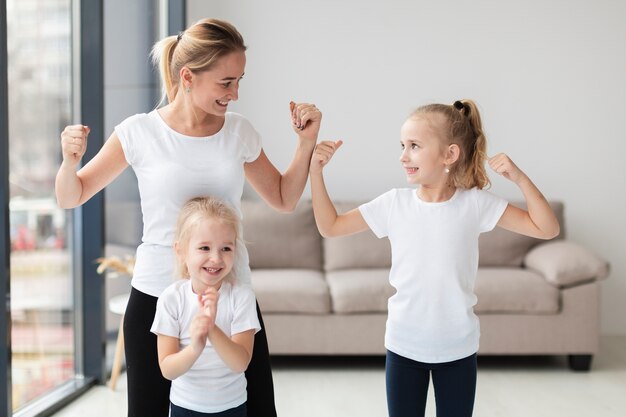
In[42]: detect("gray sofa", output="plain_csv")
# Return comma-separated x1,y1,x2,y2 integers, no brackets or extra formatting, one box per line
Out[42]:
241,199,610,371
105,198,609,371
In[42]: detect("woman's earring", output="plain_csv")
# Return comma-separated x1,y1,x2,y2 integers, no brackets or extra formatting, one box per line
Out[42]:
444,166,450,174
186,86,191,93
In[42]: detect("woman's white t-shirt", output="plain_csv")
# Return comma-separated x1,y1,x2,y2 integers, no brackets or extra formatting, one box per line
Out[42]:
115,111,262,296
151,279,261,413
359,187,508,363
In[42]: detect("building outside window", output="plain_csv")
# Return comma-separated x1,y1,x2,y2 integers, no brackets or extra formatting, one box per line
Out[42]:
6,0,75,411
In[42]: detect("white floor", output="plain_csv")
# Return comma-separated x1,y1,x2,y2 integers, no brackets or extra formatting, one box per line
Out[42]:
52,336,626,417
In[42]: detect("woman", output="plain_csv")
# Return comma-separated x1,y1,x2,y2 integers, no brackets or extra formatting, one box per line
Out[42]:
55,18,321,417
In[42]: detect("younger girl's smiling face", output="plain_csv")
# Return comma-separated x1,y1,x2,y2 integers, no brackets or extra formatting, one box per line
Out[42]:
181,217,237,294
399,116,448,186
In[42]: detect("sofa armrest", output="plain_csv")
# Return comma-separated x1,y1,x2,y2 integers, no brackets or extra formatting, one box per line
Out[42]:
524,241,610,287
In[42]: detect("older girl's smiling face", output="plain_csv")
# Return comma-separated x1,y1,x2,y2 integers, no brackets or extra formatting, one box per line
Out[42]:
399,116,448,186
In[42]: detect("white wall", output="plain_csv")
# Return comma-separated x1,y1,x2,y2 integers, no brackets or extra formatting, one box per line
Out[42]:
188,0,626,334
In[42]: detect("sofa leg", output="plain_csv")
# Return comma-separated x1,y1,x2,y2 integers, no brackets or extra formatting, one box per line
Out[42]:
568,354,592,371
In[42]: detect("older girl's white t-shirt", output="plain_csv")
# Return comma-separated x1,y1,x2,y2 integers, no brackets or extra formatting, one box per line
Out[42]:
359,187,508,363
115,111,262,296
151,279,261,413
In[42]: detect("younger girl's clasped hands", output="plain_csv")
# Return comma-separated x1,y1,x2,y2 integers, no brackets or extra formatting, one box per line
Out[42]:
191,287,219,353
309,99,559,417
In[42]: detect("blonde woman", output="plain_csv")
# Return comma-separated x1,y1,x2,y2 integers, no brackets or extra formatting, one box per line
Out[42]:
56,18,320,417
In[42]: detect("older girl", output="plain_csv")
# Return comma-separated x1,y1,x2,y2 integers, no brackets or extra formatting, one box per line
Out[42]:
309,100,559,417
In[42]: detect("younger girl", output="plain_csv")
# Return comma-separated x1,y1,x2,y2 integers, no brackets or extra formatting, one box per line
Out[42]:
151,196,260,417
309,100,560,417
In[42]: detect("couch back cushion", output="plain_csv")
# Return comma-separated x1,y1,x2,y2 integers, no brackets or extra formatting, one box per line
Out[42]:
241,199,323,270
323,202,392,271
478,201,564,267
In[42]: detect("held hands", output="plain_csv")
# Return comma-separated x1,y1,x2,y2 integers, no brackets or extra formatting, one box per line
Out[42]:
310,140,343,174
60,125,90,167
488,153,528,185
190,288,219,352
290,101,322,143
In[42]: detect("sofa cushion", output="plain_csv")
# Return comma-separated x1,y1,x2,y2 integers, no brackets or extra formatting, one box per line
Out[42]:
478,201,564,267
524,241,610,287
474,268,560,313
323,202,392,271
251,269,330,314
326,269,395,313
241,200,323,270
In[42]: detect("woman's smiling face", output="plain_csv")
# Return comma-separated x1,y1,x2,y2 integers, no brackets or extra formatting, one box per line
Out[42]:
187,50,246,116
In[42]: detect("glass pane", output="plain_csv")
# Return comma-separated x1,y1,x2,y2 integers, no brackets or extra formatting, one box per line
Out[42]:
7,0,75,411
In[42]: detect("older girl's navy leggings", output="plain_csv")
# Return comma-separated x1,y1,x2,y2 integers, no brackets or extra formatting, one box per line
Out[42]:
386,350,477,417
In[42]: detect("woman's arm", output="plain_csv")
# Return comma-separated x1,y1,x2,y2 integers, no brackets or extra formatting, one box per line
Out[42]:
490,153,560,239
310,140,369,238
244,103,321,213
55,127,128,208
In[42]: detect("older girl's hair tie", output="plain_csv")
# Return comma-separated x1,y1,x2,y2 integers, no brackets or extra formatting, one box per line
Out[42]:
453,100,470,117
177,31,184,42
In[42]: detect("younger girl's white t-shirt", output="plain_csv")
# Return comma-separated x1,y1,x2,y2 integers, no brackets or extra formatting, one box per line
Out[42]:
359,187,508,363
115,111,262,296
151,279,261,413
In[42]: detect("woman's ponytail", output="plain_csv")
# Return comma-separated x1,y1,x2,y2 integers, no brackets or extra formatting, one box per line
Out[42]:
151,35,179,104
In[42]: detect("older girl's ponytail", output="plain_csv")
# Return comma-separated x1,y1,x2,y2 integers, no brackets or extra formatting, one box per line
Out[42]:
457,100,490,189
411,99,490,189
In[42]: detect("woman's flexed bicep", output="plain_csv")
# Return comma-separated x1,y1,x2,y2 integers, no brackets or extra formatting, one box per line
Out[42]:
55,131,128,208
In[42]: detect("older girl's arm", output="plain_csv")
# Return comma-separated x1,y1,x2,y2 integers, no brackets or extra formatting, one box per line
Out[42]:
491,153,560,239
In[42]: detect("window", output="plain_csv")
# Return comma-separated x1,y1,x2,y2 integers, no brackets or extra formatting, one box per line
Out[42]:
2,1,106,415
6,0,75,412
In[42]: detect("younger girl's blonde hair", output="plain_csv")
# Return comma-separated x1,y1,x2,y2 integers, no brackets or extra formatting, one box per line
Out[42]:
174,196,241,280
411,99,490,189
151,18,246,103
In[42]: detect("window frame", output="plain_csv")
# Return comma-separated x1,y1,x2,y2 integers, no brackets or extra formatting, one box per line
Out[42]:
1,0,12,414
